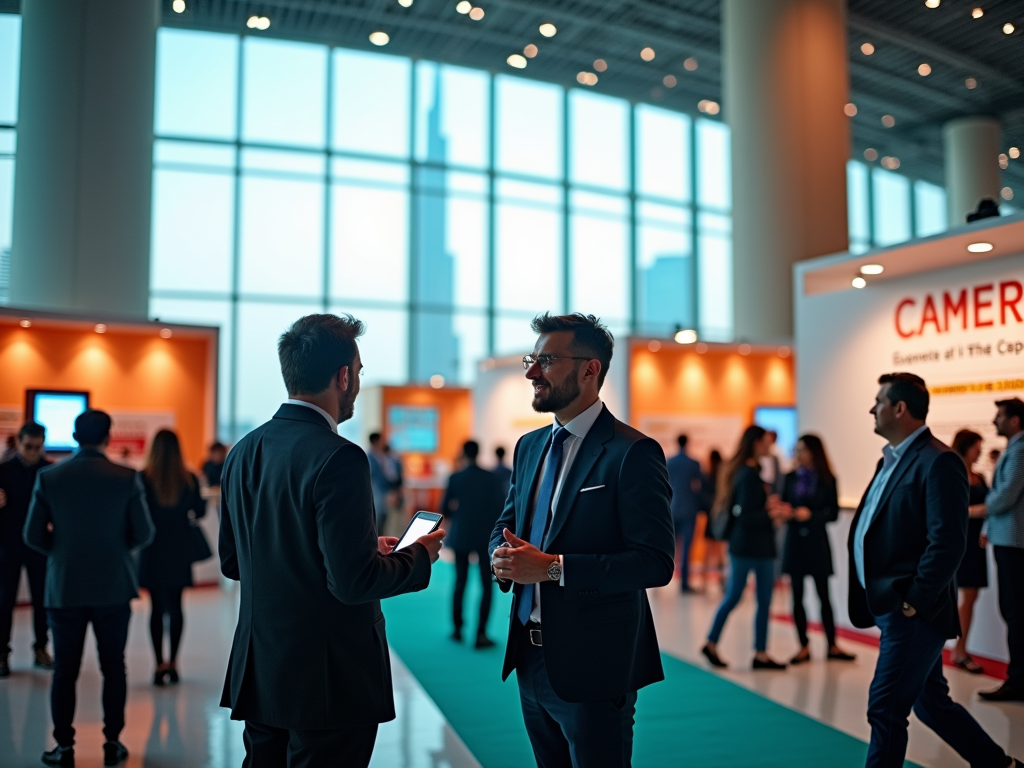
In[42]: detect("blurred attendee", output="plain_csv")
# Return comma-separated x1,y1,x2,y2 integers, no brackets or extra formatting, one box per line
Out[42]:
779,434,855,664
139,429,209,686
759,429,783,493
2,435,17,462
492,445,512,497
668,434,704,593
367,433,394,534
0,422,54,677
201,442,227,488
382,443,404,528
948,430,989,674
24,410,154,768
702,449,728,588
702,426,791,670
849,374,1015,767
979,398,1024,702
442,440,506,648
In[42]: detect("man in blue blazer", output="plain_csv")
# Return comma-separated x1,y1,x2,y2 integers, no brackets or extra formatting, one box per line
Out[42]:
666,434,704,593
848,373,1017,768
489,313,674,768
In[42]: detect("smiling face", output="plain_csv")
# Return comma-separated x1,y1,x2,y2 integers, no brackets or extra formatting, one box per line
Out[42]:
525,331,587,414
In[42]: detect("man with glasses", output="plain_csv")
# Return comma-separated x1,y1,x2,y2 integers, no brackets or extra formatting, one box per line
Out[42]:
489,312,674,768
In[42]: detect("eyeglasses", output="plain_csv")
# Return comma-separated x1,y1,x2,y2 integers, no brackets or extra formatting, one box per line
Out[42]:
522,355,592,371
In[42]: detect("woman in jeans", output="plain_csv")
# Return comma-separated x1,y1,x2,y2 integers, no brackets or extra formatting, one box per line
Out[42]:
702,426,791,670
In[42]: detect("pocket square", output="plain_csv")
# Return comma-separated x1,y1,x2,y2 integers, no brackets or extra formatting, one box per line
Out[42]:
580,485,605,493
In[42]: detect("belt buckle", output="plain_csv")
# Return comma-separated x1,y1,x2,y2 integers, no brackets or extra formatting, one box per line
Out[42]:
529,628,543,646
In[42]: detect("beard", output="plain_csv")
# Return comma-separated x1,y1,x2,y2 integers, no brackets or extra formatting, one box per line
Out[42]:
532,369,582,413
338,387,358,423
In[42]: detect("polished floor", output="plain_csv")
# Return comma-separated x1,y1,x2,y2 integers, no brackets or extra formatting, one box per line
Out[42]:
1,574,1021,768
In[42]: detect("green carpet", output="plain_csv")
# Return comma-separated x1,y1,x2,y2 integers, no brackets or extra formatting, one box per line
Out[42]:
383,562,918,768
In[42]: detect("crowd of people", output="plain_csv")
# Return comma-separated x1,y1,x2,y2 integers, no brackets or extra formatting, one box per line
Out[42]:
0,310,1021,768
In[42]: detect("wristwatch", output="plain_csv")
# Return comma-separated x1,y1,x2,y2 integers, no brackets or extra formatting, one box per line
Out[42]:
546,557,562,582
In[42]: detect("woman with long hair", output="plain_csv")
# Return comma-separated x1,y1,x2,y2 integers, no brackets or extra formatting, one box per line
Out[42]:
702,449,727,588
950,429,989,673
702,426,791,670
138,429,207,685
780,434,856,664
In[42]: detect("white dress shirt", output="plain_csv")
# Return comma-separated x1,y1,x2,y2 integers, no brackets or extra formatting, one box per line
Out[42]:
853,424,929,587
528,397,604,623
285,399,338,434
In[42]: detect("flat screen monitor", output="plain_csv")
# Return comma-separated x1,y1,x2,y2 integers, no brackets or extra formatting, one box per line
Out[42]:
387,405,439,454
754,405,798,462
26,390,90,453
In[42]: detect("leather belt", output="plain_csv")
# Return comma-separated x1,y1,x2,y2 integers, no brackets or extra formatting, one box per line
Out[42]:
528,624,543,646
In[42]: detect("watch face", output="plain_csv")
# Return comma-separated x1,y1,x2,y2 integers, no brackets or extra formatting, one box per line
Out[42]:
547,561,561,580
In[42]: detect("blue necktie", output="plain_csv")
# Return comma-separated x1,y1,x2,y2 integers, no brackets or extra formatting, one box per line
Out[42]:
517,426,571,625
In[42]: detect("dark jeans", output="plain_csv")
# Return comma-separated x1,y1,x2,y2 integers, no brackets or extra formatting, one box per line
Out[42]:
149,587,184,665
452,551,493,637
707,556,775,651
675,515,697,591
994,545,1024,691
515,627,637,768
0,548,48,654
866,610,1008,768
791,573,836,647
48,604,131,747
242,719,378,768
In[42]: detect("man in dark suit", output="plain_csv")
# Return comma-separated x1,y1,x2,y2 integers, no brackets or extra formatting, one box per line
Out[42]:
219,313,445,768
442,440,506,648
489,312,674,768
667,434,704,593
24,410,155,768
0,421,54,677
848,373,1017,768
493,446,513,497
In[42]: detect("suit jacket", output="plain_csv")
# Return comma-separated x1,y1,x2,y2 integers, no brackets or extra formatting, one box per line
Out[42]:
0,455,52,558
726,464,776,559
984,434,1024,549
667,451,703,523
23,448,154,608
488,405,675,703
847,428,967,638
219,404,432,730
441,463,506,554
492,463,513,498
780,471,839,577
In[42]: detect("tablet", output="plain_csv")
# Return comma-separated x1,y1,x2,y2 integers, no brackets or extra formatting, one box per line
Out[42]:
393,511,443,552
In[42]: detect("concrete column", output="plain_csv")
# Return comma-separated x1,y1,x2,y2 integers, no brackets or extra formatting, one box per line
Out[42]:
943,116,1001,227
9,0,158,318
722,0,850,341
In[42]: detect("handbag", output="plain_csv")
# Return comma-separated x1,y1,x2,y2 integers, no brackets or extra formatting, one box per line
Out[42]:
186,521,213,564
708,486,739,541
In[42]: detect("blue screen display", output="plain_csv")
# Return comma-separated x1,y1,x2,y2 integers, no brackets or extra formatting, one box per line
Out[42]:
754,405,798,462
32,392,89,452
387,406,439,454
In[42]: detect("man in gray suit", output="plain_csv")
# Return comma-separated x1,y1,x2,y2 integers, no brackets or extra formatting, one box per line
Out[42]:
24,410,155,767
980,397,1024,702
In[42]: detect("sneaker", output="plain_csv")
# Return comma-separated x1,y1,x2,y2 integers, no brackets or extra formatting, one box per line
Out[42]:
0,656,9,678
41,745,75,766
103,741,128,766
35,648,55,670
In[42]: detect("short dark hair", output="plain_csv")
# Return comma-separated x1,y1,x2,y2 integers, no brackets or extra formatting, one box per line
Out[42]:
879,372,929,420
278,314,364,396
996,398,1024,425
209,441,226,452
462,440,480,460
369,432,382,445
677,434,689,449
74,410,112,446
18,422,45,441
495,446,506,459
531,312,614,389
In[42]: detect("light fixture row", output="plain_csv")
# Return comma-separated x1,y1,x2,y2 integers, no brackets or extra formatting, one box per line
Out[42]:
852,243,997,289
15,320,175,338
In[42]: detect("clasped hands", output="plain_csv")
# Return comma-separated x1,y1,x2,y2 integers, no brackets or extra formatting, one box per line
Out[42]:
491,528,556,584
767,495,809,522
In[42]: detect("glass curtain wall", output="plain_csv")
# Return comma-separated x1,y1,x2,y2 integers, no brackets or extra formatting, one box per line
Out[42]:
0,14,21,304
846,159,948,253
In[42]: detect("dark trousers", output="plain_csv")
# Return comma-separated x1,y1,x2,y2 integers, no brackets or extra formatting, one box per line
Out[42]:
866,610,1007,768
790,573,836,647
48,604,131,747
242,719,378,768
452,550,493,637
515,627,637,768
675,515,697,591
149,586,185,665
995,545,1024,691
0,548,48,654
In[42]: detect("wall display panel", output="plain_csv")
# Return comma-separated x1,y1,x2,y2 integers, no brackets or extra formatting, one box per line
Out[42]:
569,90,629,192
415,63,489,169
696,119,731,212
333,50,410,159
495,76,562,180
636,105,690,203
872,168,911,246
239,176,323,297
151,169,234,293
0,14,20,125
156,29,237,140
636,212,693,336
495,196,562,315
697,212,733,341
243,38,326,148
331,304,408,386
569,211,629,324
331,183,409,303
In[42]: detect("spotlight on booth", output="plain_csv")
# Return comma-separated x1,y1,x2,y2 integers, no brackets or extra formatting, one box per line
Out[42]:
852,276,867,289
674,328,698,344
429,374,445,389
860,264,884,275
967,242,993,253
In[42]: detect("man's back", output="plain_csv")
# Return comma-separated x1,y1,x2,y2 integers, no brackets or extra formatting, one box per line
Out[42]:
667,451,702,520
442,464,505,553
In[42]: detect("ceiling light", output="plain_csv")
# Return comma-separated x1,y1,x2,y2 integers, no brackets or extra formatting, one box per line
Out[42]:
683,57,698,70
966,77,978,89
844,103,857,116
918,62,931,76
640,47,655,61
860,42,875,55
172,0,186,12
663,74,677,87
881,114,895,127
1010,147,1020,159
971,7,983,17
967,242,993,253
738,343,752,356
160,328,173,339
398,0,413,6
507,54,527,69
924,0,940,7
576,71,597,86
1000,153,1009,169
1003,22,1015,34
95,323,107,334
881,156,900,170
674,329,698,344
430,374,445,389
456,1,471,12
864,147,878,161
593,59,607,72
369,31,390,45
860,264,884,275
523,44,538,58
697,99,720,115
469,6,484,20
778,346,791,358
647,340,661,352
1002,186,1014,200
695,342,708,354
538,22,556,37
852,276,867,289
19,319,31,328
246,15,270,30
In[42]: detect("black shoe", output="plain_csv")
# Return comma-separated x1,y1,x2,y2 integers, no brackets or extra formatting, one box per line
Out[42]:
103,741,128,766
34,648,55,670
449,630,462,643
41,745,75,766
827,648,857,662
474,635,496,649
701,643,728,668
166,666,179,684
752,656,787,670
0,656,9,678
979,683,1024,702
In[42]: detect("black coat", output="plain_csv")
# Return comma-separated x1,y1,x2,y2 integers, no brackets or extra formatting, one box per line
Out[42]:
488,405,675,703
726,464,776,559
23,448,155,608
780,471,839,577
219,404,432,730
847,428,967,639
138,473,206,590
0,455,52,558
441,464,505,554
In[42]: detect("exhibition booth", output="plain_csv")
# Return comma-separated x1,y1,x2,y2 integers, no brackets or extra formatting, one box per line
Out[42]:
795,212,1024,671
